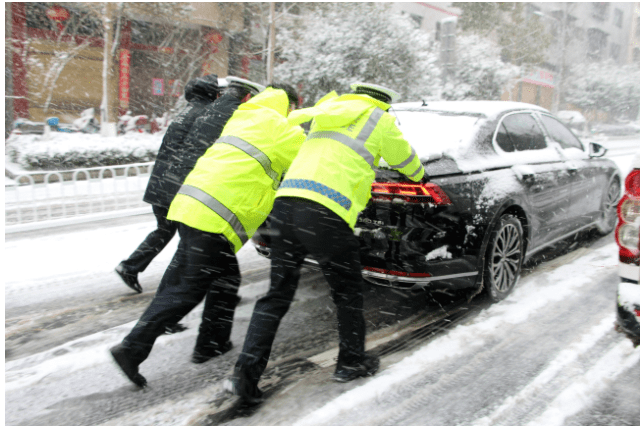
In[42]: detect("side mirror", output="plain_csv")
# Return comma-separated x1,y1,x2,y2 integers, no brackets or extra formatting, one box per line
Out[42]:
588,142,607,158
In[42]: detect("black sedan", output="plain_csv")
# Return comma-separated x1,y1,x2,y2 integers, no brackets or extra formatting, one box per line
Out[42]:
254,101,621,302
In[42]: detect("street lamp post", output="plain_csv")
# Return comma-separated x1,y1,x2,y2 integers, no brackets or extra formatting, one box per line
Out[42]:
535,5,568,114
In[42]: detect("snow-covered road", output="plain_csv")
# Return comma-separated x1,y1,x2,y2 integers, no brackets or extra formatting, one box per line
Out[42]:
4,137,640,425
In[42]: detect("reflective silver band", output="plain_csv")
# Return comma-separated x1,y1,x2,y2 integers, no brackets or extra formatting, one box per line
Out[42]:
177,184,248,244
306,108,386,169
407,163,424,179
307,131,374,168
216,135,280,189
388,147,417,170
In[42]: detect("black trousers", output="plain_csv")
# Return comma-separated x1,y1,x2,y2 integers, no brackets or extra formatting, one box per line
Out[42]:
119,205,178,274
122,223,241,365
235,197,366,383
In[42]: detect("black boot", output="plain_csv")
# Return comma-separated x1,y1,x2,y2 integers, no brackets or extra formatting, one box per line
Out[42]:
191,340,233,364
223,367,264,405
110,344,147,388
333,354,380,383
164,322,188,335
115,264,143,293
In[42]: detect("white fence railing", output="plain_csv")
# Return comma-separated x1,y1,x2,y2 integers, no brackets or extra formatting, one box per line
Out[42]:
5,162,154,226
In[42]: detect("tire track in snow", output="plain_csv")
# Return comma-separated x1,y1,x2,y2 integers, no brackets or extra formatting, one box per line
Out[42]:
528,340,640,426
294,243,618,426
473,315,616,425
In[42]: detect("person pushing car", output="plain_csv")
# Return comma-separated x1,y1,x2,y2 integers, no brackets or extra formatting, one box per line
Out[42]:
225,82,427,405
109,84,306,388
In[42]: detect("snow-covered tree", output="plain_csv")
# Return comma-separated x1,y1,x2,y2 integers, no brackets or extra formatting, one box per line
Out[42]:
438,35,521,101
274,3,440,105
564,61,640,120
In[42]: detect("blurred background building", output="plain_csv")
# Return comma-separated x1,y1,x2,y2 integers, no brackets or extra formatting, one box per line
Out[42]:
6,2,249,126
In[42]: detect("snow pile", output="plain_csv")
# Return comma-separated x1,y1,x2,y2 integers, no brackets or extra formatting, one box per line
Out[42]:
5,131,162,171
618,282,640,316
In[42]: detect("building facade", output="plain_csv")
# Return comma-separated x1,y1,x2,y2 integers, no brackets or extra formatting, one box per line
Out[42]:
6,2,249,125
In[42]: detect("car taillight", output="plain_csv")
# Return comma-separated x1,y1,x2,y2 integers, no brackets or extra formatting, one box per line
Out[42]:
625,169,640,198
371,182,452,205
616,170,640,265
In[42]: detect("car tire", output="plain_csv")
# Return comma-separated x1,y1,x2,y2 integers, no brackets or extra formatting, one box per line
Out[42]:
595,177,621,235
483,214,524,302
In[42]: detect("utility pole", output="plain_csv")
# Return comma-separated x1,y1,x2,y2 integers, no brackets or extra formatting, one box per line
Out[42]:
100,2,116,137
552,3,568,114
266,2,275,84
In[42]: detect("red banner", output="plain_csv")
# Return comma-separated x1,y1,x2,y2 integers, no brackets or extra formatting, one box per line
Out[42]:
119,49,131,110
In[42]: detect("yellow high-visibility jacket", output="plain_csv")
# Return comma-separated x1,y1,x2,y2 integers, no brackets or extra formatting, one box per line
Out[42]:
167,88,306,253
279,92,424,229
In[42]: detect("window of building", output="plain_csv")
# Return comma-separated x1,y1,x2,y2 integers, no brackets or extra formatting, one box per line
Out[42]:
614,9,624,28
591,3,610,21
496,113,547,152
131,20,172,46
587,28,608,61
610,43,621,61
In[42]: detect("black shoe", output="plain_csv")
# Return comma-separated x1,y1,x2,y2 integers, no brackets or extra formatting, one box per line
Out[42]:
110,344,147,388
191,341,233,364
223,368,264,406
333,354,380,383
115,264,142,293
164,323,188,335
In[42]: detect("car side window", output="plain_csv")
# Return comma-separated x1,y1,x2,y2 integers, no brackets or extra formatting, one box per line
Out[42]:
538,115,584,151
496,113,547,152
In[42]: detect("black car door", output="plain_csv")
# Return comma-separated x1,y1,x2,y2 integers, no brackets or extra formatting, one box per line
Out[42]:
536,113,608,229
494,112,573,251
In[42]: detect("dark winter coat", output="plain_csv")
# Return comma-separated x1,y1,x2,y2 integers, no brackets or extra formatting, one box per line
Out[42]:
169,91,247,189
143,75,219,208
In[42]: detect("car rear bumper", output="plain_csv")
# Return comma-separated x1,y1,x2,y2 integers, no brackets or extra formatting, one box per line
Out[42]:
255,244,479,290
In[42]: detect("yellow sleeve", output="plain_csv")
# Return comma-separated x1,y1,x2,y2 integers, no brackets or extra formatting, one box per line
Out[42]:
379,114,424,182
278,123,307,169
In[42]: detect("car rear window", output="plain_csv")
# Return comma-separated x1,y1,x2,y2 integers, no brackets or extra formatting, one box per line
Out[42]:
496,113,547,152
391,110,484,160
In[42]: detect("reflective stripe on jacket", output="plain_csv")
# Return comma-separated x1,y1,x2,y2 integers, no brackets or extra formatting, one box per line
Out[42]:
277,93,424,229
167,88,306,253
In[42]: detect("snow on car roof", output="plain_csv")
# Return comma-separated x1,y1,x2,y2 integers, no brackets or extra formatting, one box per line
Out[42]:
393,100,548,120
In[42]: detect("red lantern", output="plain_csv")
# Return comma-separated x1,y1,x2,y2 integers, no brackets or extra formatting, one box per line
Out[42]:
46,5,70,32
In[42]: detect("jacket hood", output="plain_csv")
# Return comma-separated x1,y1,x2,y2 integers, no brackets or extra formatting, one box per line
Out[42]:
288,93,390,128
238,87,289,117
185,74,219,102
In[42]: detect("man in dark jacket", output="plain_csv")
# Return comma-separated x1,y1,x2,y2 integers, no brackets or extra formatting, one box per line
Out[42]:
115,74,220,294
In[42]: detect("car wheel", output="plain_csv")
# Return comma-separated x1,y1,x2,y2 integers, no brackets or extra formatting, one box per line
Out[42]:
595,177,621,235
483,214,524,302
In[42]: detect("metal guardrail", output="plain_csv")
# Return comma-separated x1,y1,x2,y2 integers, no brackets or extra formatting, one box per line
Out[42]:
5,162,154,226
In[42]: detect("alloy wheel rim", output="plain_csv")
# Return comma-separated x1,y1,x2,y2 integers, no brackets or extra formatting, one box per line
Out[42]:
491,224,521,293
603,180,621,227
